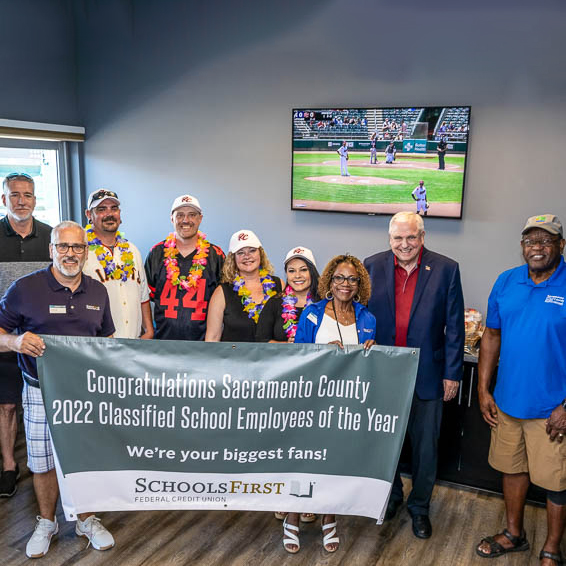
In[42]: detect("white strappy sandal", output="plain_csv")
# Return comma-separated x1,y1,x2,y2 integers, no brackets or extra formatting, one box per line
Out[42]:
321,518,339,552
283,518,300,554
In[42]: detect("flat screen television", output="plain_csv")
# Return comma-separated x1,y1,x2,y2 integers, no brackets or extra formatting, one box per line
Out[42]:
291,106,470,219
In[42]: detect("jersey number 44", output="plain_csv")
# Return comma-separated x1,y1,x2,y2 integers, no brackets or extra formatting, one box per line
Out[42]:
160,279,207,321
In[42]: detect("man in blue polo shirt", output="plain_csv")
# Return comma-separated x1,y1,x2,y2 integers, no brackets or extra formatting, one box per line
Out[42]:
0,220,116,559
476,214,566,566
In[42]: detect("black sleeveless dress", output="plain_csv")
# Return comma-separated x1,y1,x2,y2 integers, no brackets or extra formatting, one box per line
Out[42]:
220,277,282,342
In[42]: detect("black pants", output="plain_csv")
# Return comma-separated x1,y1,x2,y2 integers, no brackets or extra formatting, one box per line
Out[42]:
390,394,443,516
438,152,445,170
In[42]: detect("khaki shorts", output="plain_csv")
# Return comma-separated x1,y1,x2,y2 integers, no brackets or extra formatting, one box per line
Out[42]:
488,405,566,491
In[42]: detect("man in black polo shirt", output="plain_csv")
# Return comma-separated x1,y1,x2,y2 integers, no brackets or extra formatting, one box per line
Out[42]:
0,172,51,498
0,221,116,558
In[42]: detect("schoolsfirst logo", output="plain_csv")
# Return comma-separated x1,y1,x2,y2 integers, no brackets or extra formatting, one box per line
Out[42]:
133,478,315,498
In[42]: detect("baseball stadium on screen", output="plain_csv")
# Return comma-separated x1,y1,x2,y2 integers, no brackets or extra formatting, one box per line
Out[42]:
291,106,471,219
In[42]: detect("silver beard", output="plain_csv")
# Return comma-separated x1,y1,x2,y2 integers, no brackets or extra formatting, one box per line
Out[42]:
53,255,84,277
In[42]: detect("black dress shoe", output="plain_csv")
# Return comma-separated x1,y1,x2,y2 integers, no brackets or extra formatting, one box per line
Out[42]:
411,514,432,539
384,498,402,521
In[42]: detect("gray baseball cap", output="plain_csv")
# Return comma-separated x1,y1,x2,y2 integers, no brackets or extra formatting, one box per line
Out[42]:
521,214,563,237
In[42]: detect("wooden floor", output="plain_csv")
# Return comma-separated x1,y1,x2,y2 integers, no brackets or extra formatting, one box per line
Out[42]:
1,428,562,565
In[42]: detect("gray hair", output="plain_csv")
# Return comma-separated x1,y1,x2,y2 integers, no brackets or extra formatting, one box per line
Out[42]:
389,211,425,234
50,221,87,244
3,173,35,194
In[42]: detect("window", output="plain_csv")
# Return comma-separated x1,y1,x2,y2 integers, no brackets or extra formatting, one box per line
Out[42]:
0,119,85,228
0,143,61,226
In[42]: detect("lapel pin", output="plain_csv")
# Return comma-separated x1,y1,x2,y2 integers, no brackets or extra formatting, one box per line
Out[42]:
425,265,431,271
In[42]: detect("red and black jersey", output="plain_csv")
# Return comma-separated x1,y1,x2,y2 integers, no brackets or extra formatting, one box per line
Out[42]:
144,241,225,340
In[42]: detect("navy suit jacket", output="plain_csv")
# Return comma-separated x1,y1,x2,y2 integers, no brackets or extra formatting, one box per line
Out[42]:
363,247,465,400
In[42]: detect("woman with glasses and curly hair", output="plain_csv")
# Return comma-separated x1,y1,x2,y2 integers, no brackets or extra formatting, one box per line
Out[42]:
283,254,376,554
205,229,282,342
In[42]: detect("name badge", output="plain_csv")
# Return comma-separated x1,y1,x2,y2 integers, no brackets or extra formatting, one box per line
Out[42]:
86,304,101,311
307,312,318,325
49,305,66,314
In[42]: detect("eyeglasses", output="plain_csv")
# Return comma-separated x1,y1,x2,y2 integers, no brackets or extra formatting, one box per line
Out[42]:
235,248,259,258
4,172,34,181
174,211,200,220
522,237,559,248
331,274,360,285
53,243,87,254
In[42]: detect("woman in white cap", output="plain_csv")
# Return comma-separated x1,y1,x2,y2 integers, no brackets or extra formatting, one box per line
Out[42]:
205,230,282,342
256,246,320,343
255,246,320,545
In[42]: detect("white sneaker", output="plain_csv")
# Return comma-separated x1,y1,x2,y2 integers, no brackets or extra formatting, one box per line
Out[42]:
75,515,115,550
26,516,58,558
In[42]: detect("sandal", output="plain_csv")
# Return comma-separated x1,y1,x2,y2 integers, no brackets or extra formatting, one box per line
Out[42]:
476,528,529,558
321,517,339,553
540,550,564,565
275,512,316,522
283,518,300,554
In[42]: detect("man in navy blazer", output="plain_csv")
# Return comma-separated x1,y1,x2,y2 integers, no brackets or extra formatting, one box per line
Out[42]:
364,211,464,539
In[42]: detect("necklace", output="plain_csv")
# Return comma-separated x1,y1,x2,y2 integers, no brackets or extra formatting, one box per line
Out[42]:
233,268,277,323
331,299,358,345
86,224,134,282
281,285,312,339
163,231,210,290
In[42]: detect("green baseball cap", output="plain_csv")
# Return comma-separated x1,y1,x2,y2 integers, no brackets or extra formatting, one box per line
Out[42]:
521,214,563,237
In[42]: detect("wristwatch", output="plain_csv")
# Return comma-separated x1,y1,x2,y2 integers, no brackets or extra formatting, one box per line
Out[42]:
562,398,566,410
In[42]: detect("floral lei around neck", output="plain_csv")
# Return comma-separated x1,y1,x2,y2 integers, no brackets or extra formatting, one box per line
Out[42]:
86,223,134,281
163,231,210,290
233,268,277,323
281,285,313,339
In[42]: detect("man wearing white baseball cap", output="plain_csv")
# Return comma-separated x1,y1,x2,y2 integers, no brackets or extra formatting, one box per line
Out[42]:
83,188,154,340
144,194,225,340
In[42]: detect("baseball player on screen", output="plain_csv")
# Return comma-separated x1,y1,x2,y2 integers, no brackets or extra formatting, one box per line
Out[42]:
370,132,378,164
411,180,429,216
385,141,396,164
337,140,350,176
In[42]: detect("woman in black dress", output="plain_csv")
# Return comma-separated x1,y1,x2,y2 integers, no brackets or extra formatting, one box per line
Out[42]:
256,246,319,343
256,246,320,553
205,229,282,342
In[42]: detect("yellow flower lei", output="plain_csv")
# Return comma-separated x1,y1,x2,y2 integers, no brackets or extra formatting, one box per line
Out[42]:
86,224,135,282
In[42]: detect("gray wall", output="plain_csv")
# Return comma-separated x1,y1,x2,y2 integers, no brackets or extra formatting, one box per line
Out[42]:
54,1,566,311
0,0,78,124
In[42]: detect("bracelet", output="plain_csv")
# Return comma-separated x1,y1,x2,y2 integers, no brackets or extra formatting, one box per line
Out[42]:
562,399,566,410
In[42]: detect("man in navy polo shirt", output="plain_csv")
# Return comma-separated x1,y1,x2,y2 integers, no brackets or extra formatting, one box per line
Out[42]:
476,214,566,566
0,220,116,559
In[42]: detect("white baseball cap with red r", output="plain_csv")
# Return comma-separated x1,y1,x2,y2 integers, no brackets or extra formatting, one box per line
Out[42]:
229,229,262,253
171,194,202,214
284,246,317,268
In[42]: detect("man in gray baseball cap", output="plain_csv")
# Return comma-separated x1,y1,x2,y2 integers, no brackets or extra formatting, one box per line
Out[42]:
476,213,566,564
521,213,563,237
